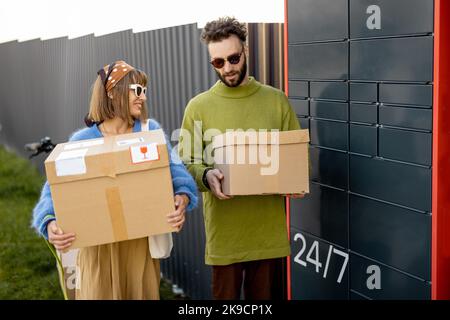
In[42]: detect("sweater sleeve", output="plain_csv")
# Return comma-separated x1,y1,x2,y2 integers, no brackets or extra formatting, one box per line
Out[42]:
149,119,199,211
31,181,55,239
178,102,212,192
31,128,91,239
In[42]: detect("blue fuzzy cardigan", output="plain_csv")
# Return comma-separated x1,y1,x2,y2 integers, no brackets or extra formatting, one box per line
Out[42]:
31,119,198,239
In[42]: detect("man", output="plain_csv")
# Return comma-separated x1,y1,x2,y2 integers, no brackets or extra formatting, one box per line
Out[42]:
179,17,304,300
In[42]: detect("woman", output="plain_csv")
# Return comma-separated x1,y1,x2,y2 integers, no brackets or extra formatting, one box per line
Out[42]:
32,60,198,299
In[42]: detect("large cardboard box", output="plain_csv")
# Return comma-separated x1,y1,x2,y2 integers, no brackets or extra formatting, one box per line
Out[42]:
212,129,310,195
45,129,176,249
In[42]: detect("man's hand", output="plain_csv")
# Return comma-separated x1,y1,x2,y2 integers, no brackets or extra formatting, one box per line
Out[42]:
47,220,76,252
206,169,232,200
167,194,189,232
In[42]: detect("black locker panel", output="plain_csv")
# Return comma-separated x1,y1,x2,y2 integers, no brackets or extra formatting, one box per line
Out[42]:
379,106,433,131
350,82,377,102
289,81,309,98
289,42,348,80
291,228,349,300
350,103,377,124
350,37,433,82
290,99,309,116
379,128,432,166
310,82,348,101
288,0,434,300
288,0,348,43
350,195,431,280
349,155,431,212
310,101,348,121
310,147,348,190
350,254,431,300
299,117,310,129
291,183,348,248
379,84,433,107
350,0,434,38
349,124,377,156
310,120,348,151
350,291,369,300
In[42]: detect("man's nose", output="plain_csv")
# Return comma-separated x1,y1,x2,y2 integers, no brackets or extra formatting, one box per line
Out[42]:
223,60,233,73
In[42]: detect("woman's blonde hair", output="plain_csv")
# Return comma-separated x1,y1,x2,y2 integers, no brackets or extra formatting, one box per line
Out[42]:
88,69,149,126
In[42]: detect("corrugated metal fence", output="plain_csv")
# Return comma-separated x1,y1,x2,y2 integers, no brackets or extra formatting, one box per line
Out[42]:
0,23,283,299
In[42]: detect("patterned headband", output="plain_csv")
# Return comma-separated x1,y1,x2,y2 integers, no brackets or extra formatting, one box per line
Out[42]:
97,60,135,92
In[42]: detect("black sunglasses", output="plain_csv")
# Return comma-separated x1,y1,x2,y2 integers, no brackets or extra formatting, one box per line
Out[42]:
210,50,244,69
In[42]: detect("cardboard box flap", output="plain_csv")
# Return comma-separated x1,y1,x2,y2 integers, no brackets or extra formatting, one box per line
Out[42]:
45,130,170,185
212,129,310,150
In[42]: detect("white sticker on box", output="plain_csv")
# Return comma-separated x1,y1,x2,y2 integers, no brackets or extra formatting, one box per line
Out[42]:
117,137,145,146
64,139,104,150
130,143,159,163
55,149,88,176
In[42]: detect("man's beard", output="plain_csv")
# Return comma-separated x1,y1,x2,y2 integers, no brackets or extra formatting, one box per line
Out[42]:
216,54,247,87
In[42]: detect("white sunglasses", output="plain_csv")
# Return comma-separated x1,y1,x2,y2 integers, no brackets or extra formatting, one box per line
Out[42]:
129,84,147,97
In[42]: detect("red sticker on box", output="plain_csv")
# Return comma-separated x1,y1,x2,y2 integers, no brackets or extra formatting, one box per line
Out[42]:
130,143,159,163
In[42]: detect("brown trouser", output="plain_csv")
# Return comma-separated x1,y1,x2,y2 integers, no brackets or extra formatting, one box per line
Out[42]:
212,258,283,300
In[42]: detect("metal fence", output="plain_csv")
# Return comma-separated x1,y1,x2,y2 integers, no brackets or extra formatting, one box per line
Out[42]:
0,22,283,299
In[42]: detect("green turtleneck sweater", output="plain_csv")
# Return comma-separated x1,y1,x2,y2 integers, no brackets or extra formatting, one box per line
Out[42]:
179,77,300,265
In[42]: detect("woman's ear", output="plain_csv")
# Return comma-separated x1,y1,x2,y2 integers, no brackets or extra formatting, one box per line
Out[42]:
108,92,113,99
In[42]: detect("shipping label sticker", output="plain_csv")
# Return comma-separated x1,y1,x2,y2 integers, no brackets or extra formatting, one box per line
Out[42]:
130,143,159,164
55,148,88,176
117,137,145,147
64,138,104,150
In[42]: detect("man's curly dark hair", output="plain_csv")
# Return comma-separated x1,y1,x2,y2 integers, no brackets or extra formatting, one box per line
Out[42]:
201,17,247,44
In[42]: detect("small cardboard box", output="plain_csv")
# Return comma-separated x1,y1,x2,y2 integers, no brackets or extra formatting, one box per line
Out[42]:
45,129,176,249
212,129,310,196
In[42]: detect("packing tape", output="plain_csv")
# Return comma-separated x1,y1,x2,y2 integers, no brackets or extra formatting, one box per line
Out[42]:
104,152,117,178
105,187,128,242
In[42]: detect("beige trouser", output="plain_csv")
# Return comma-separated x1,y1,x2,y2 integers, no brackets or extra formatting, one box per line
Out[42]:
74,237,160,300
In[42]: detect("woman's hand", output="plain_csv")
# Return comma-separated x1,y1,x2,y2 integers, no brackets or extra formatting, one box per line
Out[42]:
167,194,189,232
47,220,76,252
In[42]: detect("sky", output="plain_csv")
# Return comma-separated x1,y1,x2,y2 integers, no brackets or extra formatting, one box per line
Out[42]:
0,0,284,43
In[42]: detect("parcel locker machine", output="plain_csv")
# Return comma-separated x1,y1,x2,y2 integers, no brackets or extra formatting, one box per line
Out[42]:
285,0,450,299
